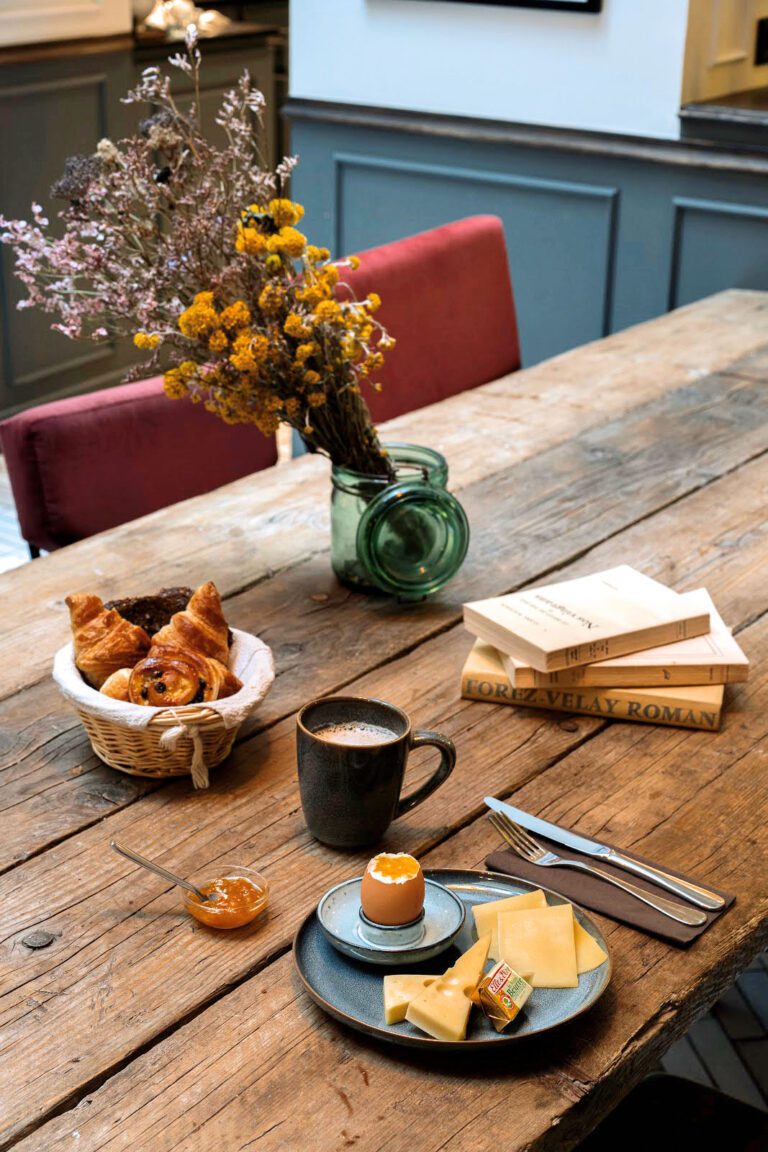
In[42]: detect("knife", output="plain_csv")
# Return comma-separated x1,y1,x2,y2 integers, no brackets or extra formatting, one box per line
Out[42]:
484,797,725,911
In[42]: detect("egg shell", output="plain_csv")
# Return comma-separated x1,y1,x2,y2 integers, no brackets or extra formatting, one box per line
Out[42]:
360,855,425,926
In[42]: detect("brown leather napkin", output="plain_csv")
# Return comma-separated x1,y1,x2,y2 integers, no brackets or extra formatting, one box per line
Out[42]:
486,836,735,947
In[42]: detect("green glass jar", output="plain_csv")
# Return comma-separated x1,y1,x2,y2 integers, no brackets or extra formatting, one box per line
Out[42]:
330,443,470,599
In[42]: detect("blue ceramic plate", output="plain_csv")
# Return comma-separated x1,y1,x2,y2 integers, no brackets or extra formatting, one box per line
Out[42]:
317,876,466,965
293,868,612,1050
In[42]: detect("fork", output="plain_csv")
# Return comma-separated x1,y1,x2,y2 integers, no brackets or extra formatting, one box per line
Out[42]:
488,811,707,927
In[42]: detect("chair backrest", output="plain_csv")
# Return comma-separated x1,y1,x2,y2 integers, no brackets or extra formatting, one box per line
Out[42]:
0,376,278,553
340,215,521,423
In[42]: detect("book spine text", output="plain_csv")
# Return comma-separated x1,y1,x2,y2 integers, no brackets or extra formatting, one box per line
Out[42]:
461,676,721,731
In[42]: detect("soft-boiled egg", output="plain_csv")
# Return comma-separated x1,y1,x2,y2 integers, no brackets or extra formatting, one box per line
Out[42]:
360,852,425,925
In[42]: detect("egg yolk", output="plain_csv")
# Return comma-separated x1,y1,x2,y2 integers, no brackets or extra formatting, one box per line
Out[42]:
368,853,421,883
186,875,268,929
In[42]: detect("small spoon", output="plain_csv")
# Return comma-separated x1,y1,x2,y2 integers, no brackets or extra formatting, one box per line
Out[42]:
110,840,219,903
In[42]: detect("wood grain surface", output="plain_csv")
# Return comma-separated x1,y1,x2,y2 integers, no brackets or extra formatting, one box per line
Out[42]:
0,291,766,1152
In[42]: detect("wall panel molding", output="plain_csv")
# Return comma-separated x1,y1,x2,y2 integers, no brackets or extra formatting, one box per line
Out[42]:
0,71,109,400
332,151,620,344
668,196,768,310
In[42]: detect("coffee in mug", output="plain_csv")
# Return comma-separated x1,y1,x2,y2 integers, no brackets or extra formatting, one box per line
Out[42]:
296,696,456,848
313,721,399,747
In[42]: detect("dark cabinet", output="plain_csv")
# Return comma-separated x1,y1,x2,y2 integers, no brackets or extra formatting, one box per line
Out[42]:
0,34,282,416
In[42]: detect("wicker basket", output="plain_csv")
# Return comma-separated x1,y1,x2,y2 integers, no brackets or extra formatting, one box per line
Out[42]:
53,628,274,787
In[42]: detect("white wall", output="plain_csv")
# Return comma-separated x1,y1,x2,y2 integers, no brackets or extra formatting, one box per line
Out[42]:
291,0,691,140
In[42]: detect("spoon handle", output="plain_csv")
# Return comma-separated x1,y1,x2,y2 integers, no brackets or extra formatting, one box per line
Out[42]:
110,840,211,902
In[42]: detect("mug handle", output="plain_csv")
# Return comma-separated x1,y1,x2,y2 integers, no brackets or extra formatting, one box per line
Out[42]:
394,730,456,819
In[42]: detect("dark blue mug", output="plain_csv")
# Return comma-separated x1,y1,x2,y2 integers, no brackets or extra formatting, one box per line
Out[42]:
296,695,456,848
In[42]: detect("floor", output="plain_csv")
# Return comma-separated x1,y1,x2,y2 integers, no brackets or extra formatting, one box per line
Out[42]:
0,455,765,1113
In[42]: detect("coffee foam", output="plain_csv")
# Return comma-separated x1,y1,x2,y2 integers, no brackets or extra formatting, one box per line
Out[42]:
313,721,398,746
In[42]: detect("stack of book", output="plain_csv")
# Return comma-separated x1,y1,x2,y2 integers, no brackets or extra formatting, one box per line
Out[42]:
461,566,749,731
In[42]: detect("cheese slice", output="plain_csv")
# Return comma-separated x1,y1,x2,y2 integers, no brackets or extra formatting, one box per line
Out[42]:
383,974,439,1024
574,919,608,974
450,932,492,989
497,904,578,988
405,934,491,1042
472,890,547,960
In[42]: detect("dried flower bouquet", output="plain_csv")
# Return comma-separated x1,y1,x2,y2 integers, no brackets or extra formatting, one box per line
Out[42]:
0,28,395,477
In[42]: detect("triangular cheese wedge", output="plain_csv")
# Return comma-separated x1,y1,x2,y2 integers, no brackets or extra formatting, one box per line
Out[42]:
472,890,547,960
450,933,492,989
574,919,608,974
383,974,439,1024
497,904,578,988
405,934,491,1041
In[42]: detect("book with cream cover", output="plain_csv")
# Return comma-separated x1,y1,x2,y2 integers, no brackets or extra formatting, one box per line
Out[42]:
463,566,711,673
461,641,725,731
500,589,748,688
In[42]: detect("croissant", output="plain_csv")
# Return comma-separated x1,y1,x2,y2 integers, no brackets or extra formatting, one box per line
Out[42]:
128,644,242,707
151,581,230,665
99,668,132,702
66,593,151,689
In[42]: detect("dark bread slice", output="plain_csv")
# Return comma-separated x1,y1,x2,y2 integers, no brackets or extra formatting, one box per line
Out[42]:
104,587,193,637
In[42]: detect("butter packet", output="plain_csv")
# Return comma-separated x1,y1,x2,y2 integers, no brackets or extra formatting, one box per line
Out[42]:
473,960,532,1032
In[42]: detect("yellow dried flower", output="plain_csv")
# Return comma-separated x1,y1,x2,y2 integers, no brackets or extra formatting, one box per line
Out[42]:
295,341,320,364
284,397,301,418
303,369,321,385
307,390,326,407
319,264,339,288
259,281,285,316
268,199,304,228
284,313,312,339
220,301,251,331
163,367,189,399
229,331,267,373
208,330,229,353
267,226,307,258
178,298,219,340
295,284,327,308
313,300,341,324
348,256,360,270
256,412,280,435
305,245,330,264
235,225,268,255
340,336,362,361
133,332,160,350
366,293,382,312
265,254,283,275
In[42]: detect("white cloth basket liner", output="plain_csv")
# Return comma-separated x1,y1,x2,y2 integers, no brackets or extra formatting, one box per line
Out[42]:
52,627,275,730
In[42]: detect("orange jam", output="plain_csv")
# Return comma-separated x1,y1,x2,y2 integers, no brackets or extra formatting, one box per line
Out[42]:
186,873,268,929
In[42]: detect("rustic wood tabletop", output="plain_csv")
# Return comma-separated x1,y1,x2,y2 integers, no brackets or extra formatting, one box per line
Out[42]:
0,290,766,1152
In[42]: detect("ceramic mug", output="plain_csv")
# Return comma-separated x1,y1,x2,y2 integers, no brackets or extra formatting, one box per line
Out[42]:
296,695,456,848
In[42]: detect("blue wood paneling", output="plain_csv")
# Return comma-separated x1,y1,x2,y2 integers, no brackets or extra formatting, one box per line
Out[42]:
291,113,768,368
670,197,768,310
333,152,618,364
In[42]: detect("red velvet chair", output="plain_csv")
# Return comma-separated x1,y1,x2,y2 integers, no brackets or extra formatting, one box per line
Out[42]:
339,215,521,423
0,376,278,556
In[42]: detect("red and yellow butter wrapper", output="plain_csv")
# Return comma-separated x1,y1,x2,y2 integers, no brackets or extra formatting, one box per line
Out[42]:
471,960,532,1032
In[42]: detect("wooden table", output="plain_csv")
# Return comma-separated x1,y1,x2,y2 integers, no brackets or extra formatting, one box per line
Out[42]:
1,290,766,1152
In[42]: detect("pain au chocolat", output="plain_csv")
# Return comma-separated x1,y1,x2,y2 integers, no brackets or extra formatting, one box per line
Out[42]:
128,645,241,706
